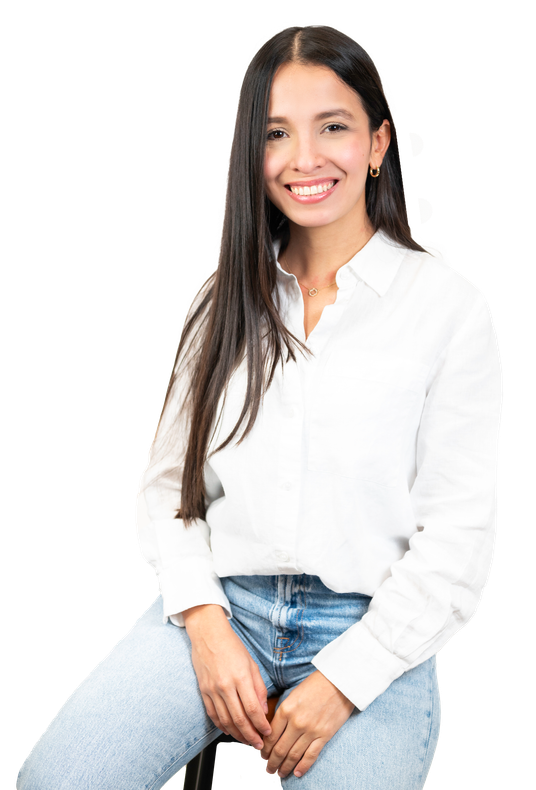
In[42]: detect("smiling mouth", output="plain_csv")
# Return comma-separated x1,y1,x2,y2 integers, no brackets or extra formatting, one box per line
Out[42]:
285,180,337,196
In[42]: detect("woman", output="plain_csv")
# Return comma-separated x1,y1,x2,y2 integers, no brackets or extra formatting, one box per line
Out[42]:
17,25,501,790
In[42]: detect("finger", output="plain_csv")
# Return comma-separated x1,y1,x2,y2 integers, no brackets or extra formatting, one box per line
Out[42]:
254,681,269,716
202,694,229,736
278,738,325,778
266,743,306,778
216,692,262,748
237,679,272,737
203,694,244,743
276,734,311,778
266,733,303,776
261,716,288,767
211,697,249,745
253,666,269,714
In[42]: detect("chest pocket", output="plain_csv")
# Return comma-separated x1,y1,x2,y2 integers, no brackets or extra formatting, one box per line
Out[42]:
307,349,430,487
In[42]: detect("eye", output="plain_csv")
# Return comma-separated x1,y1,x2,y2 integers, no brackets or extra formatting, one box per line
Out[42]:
326,123,347,132
266,129,285,140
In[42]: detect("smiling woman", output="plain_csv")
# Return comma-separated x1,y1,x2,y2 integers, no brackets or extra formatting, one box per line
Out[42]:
16,25,501,790
158,25,429,530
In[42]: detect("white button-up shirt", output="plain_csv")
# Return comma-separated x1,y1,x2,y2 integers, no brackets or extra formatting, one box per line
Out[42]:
138,229,502,712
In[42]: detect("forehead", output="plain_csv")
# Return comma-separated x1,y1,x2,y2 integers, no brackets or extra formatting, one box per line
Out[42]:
268,62,364,119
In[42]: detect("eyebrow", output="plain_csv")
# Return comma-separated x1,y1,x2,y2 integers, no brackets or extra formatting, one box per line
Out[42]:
267,108,356,124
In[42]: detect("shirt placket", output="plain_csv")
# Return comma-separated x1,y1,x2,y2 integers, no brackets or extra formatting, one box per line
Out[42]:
271,292,304,573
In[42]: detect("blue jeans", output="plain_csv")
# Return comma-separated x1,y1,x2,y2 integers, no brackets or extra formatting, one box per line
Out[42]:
17,574,440,789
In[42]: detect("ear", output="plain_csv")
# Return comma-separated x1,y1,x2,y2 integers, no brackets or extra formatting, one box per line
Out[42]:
370,120,391,169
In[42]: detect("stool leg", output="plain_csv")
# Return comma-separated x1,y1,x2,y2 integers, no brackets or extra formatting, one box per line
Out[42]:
183,738,219,790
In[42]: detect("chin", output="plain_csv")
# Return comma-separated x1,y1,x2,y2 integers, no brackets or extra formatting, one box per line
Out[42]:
286,209,341,228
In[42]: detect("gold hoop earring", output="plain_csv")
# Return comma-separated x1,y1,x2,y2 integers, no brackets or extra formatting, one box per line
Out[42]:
369,165,381,178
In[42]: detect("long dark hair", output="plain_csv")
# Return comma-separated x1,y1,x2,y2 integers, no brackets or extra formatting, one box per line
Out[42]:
146,25,428,526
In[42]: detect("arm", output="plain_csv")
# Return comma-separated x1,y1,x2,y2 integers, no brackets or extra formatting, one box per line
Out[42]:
136,288,271,743
137,285,232,627
310,292,502,711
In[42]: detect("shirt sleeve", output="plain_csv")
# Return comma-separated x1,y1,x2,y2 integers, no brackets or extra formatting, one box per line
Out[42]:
311,291,502,711
137,294,232,628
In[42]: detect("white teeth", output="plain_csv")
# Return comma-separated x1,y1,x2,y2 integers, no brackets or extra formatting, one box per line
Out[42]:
289,181,335,196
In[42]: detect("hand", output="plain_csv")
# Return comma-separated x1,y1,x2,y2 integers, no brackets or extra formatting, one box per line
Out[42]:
260,670,355,779
183,604,272,749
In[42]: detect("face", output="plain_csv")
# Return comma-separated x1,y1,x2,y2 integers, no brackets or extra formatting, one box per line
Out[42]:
264,62,390,231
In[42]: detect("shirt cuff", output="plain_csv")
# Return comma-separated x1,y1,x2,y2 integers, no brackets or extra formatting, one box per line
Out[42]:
158,557,233,628
311,620,407,712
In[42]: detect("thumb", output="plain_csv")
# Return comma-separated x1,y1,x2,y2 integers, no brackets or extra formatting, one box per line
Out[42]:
250,662,269,714
257,686,269,715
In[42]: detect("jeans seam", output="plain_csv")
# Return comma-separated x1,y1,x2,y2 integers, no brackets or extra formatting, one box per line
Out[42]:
147,727,221,790
416,659,437,790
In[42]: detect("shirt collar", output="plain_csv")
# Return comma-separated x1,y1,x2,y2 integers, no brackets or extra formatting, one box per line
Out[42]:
273,229,408,298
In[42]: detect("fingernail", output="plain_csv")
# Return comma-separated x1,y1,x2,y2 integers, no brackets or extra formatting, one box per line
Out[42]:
295,771,302,777
254,742,263,750
263,701,269,713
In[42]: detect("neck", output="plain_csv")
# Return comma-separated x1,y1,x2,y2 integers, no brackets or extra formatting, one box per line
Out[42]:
282,206,375,286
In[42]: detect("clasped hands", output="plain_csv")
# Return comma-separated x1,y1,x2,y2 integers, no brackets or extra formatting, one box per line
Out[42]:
260,670,355,779
184,603,355,780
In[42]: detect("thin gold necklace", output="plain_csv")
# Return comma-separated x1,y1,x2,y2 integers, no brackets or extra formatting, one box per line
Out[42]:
279,255,338,297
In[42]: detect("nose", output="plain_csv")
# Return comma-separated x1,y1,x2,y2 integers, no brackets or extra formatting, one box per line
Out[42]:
289,133,327,175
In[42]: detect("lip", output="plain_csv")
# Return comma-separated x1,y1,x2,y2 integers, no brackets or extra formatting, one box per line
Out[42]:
286,177,339,187
284,179,339,204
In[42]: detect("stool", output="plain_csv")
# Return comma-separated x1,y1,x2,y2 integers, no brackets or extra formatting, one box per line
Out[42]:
183,695,280,790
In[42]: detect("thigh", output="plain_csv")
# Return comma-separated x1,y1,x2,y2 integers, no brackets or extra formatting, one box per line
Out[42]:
17,596,220,790
279,656,441,790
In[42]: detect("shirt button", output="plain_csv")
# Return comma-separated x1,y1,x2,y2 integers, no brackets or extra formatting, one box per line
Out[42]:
275,551,289,562
284,406,295,419
281,481,292,490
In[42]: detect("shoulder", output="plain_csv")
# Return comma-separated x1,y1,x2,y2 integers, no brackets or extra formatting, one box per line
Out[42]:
389,243,497,356
399,244,490,319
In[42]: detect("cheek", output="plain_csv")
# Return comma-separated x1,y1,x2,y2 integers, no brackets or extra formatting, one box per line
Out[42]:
263,149,279,184
335,139,369,177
